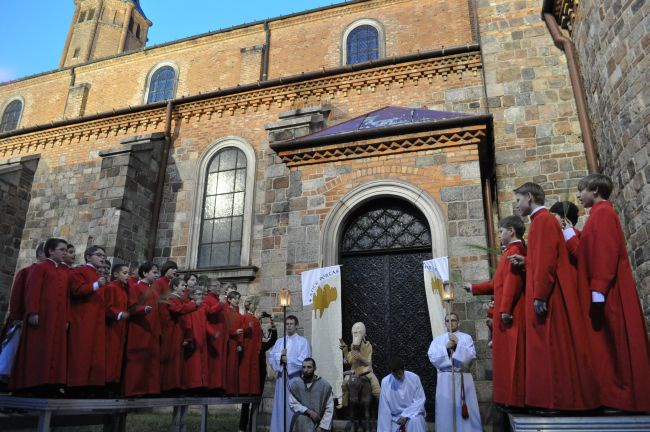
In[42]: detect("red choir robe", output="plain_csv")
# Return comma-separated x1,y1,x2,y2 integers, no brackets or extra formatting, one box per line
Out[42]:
238,312,262,395
122,278,161,396
203,292,227,390
7,264,36,322
472,241,526,407
104,280,129,384
181,304,209,390
525,208,598,410
161,292,198,392
67,264,106,387
573,201,650,411
10,259,69,390
223,305,244,395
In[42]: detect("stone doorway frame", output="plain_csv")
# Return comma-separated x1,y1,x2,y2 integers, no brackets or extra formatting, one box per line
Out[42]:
320,179,448,266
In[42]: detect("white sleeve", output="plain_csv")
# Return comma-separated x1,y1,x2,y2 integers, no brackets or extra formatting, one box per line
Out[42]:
452,334,476,368
377,378,396,432
591,291,606,303
268,339,283,372
563,227,576,241
288,392,308,415
318,390,335,430
427,337,451,370
400,374,425,420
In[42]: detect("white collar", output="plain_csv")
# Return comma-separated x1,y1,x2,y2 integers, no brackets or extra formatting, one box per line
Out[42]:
530,206,546,217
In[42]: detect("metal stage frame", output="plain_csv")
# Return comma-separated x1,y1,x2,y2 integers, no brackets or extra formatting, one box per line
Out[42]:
0,395,261,432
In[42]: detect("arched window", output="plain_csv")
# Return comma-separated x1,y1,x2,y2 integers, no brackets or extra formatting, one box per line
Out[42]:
0,99,23,133
198,147,248,268
146,66,176,103
346,24,380,65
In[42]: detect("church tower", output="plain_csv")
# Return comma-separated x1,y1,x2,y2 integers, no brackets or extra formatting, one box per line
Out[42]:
60,0,152,68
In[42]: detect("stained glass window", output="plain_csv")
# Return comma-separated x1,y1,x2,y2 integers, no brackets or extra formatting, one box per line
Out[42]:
346,25,379,65
198,148,247,268
0,100,23,133
146,66,176,103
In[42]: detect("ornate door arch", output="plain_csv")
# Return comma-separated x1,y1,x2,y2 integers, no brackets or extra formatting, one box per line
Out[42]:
340,198,436,416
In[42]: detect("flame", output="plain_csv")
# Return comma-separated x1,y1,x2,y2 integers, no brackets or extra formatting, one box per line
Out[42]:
313,283,338,319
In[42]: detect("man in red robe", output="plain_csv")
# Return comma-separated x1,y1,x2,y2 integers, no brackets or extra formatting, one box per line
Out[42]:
566,174,650,411
123,262,161,397
104,263,130,394
67,245,108,392
203,281,227,392
464,215,526,407
10,238,70,395
223,290,245,395
512,182,598,411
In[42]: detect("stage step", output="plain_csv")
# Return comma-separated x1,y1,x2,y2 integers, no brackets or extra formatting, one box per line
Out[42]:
509,414,650,431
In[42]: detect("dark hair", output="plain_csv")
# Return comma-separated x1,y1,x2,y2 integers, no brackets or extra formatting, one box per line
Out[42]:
84,245,105,262
549,201,579,226
44,238,67,258
498,215,526,239
389,357,404,373
286,315,299,326
110,263,129,280
445,312,459,321
35,241,45,258
184,273,199,282
260,311,272,320
513,182,545,205
160,260,178,277
67,244,75,250
227,290,241,300
303,357,316,368
138,261,158,278
224,282,238,291
577,174,613,199
169,276,185,290
104,259,112,268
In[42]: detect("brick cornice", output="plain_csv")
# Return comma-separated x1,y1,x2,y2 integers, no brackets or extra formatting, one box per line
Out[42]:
275,125,488,167
0,51,482,158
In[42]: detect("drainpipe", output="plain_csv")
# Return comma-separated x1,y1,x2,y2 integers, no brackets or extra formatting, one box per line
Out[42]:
148,100,174,261
543,13,599,173
483,178,498,273
260,21,271,81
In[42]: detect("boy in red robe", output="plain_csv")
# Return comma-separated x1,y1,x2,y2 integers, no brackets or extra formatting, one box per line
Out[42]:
181,285,209,392
10,238,70,396
67,245,108,393
567,174,650,411
223,290,245,395
104,263,130,395
122,261,161,397
161,277,199,393
464,215,526,407
239,297,262,395
203,281,227,392
512,182,597,411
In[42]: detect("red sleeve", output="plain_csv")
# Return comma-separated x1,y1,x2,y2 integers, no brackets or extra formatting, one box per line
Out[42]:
104,283,122,319
167,297,198,315
8,267,29,320
472,280,494,295
500,247,525,313
530,214,560,301
24,263,46,315
69,266,99,297
204,296,223,315
565,236,580,258
584,208,620,295
127,280,148,315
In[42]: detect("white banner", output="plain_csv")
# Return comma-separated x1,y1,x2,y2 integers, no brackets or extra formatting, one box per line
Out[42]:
301,265,343,400
423,257,449,339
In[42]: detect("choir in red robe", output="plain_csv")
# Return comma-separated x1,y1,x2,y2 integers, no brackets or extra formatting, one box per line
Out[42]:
239,309,262,395
11,239,70,392
223,294,245,395
68,258,107,388
161,287,198,392
104,266,130,387
471,240,526,407
573,200,650,411
203,289,228,391
182,296,209,391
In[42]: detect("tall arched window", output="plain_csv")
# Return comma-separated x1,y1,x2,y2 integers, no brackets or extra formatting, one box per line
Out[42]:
0,99,23,133
146,66,176,104
198,147,248,268
346,24,380,64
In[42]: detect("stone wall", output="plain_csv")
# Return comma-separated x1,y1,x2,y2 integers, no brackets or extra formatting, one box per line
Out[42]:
0,156,38,314
571,0,650,316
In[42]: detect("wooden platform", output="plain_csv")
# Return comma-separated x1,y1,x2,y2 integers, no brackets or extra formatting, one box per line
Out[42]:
0,395,261,432
509,413,650,431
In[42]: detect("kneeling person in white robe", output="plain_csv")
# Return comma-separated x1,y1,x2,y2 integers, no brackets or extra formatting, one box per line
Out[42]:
377,357,427,432
288,358,334,431
428,313,481,432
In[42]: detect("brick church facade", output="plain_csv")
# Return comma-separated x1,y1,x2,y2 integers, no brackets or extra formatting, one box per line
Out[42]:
0,0,647,428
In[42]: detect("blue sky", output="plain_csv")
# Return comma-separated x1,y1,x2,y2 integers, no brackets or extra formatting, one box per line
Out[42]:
0,1,341,83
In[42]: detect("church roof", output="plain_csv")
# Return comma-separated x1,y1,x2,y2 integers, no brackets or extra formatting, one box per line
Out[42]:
304,106,473,140
121,0,147,19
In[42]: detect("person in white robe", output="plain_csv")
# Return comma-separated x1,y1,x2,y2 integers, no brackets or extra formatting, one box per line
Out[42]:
269,314,311,432
377,357,427,432
427,313,482,432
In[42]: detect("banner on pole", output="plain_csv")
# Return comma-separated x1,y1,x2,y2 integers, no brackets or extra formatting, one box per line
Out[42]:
301,265,343,399
423,257,449,339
